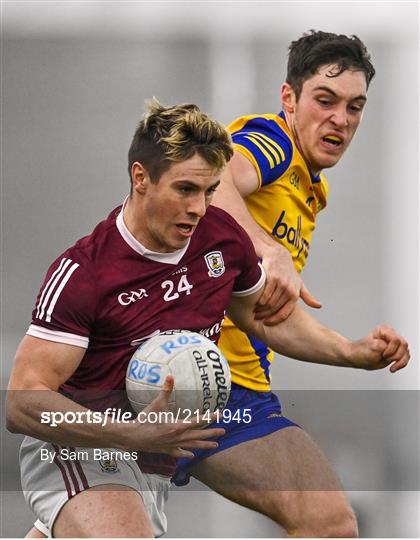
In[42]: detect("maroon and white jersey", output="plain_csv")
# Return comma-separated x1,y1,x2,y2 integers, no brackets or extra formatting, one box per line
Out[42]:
27,202,264,474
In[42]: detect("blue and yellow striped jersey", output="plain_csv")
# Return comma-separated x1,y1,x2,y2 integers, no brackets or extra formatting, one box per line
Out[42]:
219,112,329,391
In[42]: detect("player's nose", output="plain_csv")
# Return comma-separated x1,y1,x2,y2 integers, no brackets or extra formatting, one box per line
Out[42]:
331,104,349,128
188,194,207,218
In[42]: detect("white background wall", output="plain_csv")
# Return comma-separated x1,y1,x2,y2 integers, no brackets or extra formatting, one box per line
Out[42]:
1,1,419,537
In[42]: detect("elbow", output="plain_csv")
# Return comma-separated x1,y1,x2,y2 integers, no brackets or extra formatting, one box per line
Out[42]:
6,410,20,433
6,418,19,434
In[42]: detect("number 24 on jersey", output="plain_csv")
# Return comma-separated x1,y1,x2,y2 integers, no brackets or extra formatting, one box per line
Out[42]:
161,275,193,302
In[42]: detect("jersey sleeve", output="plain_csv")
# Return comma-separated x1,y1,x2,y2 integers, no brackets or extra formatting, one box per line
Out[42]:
229,218,266,296
27,250,97,348
228,115,293,189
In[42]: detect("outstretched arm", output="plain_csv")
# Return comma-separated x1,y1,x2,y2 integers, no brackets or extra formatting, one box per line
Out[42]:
212,152,320,323
227,292,410,372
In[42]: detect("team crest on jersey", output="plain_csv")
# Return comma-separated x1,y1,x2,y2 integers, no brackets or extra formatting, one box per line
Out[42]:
99,458,119,473
204,251,225,278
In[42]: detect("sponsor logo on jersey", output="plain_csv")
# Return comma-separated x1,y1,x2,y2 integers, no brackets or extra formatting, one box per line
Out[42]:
199,320,224,340
204,251,225,278
118,288,148,306
130,329,161,347
172,266,188,275
271,210,310,258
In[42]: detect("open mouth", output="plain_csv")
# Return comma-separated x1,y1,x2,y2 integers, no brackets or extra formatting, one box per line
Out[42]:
322,135,343,148
176,224,195,235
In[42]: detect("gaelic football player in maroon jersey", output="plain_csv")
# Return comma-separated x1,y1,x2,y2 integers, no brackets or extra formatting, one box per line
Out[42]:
7,100,409,538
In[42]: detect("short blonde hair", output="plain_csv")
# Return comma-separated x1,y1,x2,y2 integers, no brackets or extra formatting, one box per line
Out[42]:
128,98,233,183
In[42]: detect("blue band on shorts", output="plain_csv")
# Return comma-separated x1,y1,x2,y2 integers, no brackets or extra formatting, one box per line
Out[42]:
171,384,299,486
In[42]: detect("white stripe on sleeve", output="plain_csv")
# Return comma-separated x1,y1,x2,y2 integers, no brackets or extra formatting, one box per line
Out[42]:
36,258,71,319
231,262,266,297
45,262,80,322
27,325,89,348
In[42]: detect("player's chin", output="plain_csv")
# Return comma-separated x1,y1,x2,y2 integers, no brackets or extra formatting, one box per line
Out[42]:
317,153,343,169
172,237,190,250
168,232,190,250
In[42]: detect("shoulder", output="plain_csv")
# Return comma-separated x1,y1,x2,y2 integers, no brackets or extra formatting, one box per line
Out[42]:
45,205,122,279
228,113,281,130
228,113,293,187
69,205,122,263
228,113,292,145
198,205,254,251
203,205,248,232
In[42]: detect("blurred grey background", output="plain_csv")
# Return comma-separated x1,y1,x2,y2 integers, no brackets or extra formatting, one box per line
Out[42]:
1,1,419,537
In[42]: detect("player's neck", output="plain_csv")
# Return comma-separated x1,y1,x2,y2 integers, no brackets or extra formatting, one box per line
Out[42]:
283,110,321,178
123,196,149,247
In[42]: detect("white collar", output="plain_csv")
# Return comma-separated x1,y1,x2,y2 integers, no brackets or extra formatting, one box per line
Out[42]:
116,197,191,265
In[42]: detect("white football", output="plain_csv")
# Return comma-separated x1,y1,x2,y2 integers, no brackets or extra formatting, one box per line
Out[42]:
126,330,231,416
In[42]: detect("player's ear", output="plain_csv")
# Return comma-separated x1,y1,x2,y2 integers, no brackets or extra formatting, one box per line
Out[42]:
281,83,296,113
131,162,149,194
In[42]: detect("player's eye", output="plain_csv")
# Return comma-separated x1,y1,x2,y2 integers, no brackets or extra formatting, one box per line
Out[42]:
206,187,217,196
317,98,332,106
348,103,364,113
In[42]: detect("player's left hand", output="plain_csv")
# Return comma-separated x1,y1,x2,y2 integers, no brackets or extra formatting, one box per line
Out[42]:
253,245,321,325
349,324,410,372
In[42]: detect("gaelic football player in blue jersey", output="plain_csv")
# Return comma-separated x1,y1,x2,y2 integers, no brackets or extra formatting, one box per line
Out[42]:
172,31,380,537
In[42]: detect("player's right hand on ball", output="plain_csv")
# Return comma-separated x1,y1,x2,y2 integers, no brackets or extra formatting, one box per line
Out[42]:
131,375,225,458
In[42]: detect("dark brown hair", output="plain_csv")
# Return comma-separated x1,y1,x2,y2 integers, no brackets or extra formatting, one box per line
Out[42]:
287,30,375,99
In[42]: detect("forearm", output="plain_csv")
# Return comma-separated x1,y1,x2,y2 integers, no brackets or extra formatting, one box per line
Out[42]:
230,295,409,372
212,179,281,259
242,215,283,260
249,306,354,367
6,387,125,449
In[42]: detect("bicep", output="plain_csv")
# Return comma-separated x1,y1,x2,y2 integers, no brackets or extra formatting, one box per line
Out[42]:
8,335,86,391
212,152,259,211
229,151,260,197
